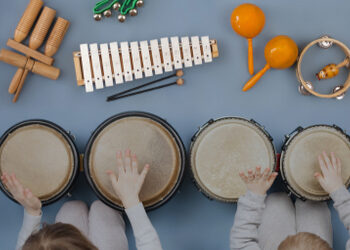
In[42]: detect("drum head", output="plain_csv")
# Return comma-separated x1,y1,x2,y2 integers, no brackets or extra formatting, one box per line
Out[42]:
190,118,276,202
85,112,185,211
0,121,78,205
281,125,350,201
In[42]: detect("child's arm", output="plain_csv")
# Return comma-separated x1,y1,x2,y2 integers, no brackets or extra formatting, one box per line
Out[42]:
315,152,350,249
230,167,278,250
108,150,162,250
1,173,42,250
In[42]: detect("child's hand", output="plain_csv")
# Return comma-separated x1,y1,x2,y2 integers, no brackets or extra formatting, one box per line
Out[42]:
239,166,278,196
315,151,344,194
1,173,42,216
107,149,150,209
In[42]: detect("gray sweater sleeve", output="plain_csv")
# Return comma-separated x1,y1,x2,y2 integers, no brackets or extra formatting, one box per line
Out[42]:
230,191,265,250
125,203,163,250
330,186,350,250
16,210,42,250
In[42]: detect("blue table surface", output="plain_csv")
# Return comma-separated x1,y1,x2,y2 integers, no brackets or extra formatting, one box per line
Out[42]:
1,0,350,249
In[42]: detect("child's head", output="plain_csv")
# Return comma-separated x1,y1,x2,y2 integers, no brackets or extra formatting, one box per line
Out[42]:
278,232,332,250
22,223,97,250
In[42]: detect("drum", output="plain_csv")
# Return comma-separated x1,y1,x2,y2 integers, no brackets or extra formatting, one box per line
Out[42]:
0,120,79,205
190,117,276,202
280,125,350,201
84,112,185,211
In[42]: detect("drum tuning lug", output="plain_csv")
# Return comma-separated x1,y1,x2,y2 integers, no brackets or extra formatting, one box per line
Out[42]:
67,192,72,198
94,13,102,21
298,81,313,96
332,85,345,100
332,124,344,133
113,2,121,11
118,14,126,22
318,35,333,49
104,9,112,18
130,9,138,16
136,0,144,8
67,131,76,141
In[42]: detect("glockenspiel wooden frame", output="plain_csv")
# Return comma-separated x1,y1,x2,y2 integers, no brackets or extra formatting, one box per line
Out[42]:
72,37,219,91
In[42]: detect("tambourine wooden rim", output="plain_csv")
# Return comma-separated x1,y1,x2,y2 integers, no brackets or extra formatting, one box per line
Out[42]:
296,37,350,98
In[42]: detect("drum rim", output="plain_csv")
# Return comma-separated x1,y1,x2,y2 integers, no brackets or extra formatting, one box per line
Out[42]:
189,116,276,203
84,111,186,212
280,124,350,201
0,120,80,206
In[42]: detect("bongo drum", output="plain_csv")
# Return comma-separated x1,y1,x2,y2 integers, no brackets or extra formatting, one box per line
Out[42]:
0,120,79,205
280,125,350,201
84,112,185,211
190,117,276,202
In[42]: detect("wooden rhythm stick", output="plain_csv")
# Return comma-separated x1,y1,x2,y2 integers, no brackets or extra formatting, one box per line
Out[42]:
9,7,56,98
73,36,219,92
14,0,43,43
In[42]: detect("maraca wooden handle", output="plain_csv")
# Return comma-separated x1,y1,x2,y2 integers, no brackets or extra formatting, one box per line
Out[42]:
243,64,270,91
9,68,24,94
248,39,254,75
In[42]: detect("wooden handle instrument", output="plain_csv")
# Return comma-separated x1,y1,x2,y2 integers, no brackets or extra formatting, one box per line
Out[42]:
9,68,24,94
0,49,60,80
247,39,254,75
243,64,270,91
14,0,43,42
45,17,70,57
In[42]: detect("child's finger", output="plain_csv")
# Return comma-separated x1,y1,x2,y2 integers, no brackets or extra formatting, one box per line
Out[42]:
268,172,278,183
116,151,124,170
262,168,270,180
331,152,337,169
11,175,24,194
108,171,119,190
124,149,132,172
239,172,249,183
140,164,150,183
255,166,262,179
131,154,138,173
337,158,342,175
322,151,332,168
314,172,324,184
248,170,254,181
318,155,328,174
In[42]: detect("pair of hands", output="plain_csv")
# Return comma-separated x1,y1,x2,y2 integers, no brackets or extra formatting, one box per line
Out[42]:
1,149,149,215
240,151,344,196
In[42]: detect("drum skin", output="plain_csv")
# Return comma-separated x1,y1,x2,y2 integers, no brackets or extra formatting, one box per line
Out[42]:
84,112,186,211
190,117,276,202
0,120,79,206
280,125,350,201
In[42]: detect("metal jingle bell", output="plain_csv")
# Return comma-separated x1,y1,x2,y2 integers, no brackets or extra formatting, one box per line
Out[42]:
130,9,138,16
113,2,121,11
318,35,333,49
94,14,102,21
332,85,345,100
298,81,313,96
136,0,144,8
104,9,112,17
118,14,126,22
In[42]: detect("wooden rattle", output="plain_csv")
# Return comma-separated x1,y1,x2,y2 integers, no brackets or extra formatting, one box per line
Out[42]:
231,3,265,75
243,35,298,91
296,36,350,99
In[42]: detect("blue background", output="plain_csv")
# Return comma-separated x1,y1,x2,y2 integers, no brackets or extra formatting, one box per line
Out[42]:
0,0,349,249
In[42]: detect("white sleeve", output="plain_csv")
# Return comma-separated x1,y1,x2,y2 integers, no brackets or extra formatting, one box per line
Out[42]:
16,210,41,250
125,203,162,250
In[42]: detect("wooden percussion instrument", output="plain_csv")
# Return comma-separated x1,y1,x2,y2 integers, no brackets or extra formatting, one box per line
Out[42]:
243,35,298,91
231,3,265,75
280,125,350,201
73,36,219,93
84,112,185,211
0,0,70,102
296,36,350,99
0,120,79,205
190,117,276,202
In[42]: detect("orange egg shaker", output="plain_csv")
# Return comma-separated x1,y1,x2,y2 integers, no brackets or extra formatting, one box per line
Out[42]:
231,3,265,75
243,35,299,91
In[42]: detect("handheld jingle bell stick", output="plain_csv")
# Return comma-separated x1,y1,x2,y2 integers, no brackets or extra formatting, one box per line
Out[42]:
242,35,298,91
9,7,56,99
231,3,265,75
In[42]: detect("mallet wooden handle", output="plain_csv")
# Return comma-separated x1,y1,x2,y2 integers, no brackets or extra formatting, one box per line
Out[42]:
14,0,43,42
0,49,60,80
9,68,24,94
13,69,30,103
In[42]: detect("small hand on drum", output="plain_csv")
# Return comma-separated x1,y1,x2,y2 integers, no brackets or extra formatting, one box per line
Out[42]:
1,173,42,216
107,149,150,209
315,152,344,194
239,166,278,196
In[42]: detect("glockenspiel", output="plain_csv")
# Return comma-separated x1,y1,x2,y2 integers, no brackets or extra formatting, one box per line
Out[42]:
72,36,219,92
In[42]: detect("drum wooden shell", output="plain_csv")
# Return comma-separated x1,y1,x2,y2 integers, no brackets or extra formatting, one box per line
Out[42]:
0,120,79,206
190,117,276,202
280,125,350,201
84,112,186,211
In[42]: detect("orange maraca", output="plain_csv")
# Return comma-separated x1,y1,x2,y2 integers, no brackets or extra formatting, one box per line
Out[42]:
243,35,298,91
231,3,265,75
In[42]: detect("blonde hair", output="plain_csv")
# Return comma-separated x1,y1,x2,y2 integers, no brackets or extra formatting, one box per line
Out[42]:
22,223,98,250
278,232,332,250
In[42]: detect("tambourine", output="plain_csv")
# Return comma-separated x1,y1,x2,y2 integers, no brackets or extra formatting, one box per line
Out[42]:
296,36,350,100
